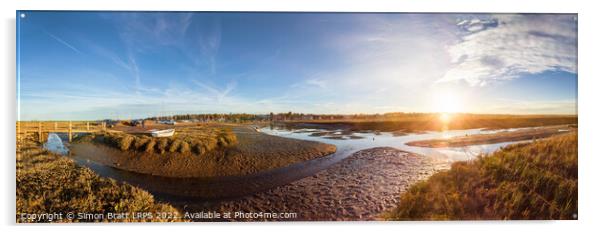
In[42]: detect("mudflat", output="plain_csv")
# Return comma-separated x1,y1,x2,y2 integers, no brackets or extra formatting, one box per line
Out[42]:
177,147,449,221
69,125,336,178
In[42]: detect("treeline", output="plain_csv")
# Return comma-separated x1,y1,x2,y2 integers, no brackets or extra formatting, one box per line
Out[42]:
269,112,577,122
145,112,434,122
147,113,269,123
269,112,438,121
143,112,577,124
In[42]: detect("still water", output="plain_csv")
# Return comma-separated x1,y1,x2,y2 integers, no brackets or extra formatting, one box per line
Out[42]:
43,133,69,155
260,127,527,162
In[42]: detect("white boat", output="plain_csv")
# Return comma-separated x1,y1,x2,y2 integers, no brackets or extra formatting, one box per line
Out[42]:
150,128,175,137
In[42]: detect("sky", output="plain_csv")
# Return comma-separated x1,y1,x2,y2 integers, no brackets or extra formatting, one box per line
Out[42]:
17,12,577,120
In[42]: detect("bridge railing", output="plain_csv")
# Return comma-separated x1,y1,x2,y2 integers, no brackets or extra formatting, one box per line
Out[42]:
16,121,107,142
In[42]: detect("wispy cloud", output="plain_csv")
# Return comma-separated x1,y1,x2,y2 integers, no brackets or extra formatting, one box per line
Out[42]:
306,78,327,89
86,42,130,70
127,52,142,94
439,14,577,86
45,32,82,54
85,40,145,94
113,12,193,47
194,18,222,75
291,77,328,89
191,79,236,103
111,13,221,76
292,14,452,111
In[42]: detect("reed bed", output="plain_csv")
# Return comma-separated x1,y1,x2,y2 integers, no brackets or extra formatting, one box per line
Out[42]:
16,134,181,223
87,126,237,156
385,132,577,220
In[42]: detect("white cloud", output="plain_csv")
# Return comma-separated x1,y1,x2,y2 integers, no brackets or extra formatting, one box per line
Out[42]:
439,14,577,86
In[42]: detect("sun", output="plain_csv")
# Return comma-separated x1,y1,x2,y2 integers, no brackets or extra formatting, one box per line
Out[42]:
439,113,452,123
431,89,465,114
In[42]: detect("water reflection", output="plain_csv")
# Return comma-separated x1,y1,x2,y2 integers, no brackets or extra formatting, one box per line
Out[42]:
260,127,529,162
43,133,69,155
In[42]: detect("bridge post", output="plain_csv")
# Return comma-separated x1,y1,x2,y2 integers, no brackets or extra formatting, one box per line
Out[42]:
16,121,20,143
68,121,72,142
54,122,58,131
87,122,90,131
38,122,42,142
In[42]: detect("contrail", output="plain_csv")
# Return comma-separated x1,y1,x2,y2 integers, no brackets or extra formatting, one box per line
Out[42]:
46,32,82,54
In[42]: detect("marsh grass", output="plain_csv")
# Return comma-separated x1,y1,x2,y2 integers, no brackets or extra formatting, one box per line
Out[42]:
16,134,181,223
385,132,577,220
90,126,237,156
284,114,577,132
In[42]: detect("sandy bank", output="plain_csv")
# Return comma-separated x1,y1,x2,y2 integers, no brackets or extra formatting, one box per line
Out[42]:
406,125,576,148
69,125,336,178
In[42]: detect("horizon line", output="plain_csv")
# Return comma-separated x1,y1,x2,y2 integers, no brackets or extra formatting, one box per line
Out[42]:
16,111,579,122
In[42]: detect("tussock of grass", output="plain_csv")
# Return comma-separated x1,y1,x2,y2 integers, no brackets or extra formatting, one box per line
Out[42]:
179,141,190,153
16,135,181,223
92,127,237,156
385,132,577,220
168,139,182,153
144,139,156,153
156,138,169,154
118,135,134,151
133,137,150,150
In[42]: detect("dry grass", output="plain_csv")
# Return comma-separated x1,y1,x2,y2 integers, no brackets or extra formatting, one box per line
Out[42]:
16,134,182,223
385,132,577,220
282,114,577,132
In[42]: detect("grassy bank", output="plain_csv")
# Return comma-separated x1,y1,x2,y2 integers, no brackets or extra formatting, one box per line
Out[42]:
386,132,577,220
70,125,336,177
83,125,237,156
16,134,182,223
281,114,577,132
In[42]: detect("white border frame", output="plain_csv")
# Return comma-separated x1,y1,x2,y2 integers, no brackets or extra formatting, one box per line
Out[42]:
2,1,600,234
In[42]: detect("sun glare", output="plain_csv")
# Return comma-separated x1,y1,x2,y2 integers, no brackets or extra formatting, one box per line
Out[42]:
431,89,465,114
439,113,451,123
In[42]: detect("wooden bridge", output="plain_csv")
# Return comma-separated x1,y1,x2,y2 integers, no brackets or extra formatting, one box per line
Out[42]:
17,121,107,142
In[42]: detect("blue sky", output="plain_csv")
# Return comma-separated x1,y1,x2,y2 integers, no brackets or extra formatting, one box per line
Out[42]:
17,12,577,120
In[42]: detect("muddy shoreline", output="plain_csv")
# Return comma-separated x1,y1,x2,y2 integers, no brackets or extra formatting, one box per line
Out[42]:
176,147,449,221
406,125,575,148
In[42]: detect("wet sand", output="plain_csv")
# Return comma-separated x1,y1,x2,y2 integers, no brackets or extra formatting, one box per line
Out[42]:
180,147,449,221
406,125,576,148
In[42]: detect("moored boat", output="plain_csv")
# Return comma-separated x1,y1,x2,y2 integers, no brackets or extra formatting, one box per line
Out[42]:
149,128,175,137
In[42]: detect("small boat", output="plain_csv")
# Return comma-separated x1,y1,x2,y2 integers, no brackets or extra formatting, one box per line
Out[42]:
150,128,175,137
